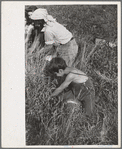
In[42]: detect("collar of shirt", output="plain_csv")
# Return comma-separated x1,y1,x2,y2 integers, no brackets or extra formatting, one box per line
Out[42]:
41,22,54,32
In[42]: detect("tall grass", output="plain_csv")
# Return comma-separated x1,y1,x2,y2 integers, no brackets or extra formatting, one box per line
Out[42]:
25,5,118,145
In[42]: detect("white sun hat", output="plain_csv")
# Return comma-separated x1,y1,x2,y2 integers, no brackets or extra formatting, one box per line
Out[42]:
30,8,48,21
30,8,56,22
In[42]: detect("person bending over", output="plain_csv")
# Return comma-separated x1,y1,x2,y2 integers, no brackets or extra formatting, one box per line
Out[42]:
30,8,78,67
25,6,45,47
46,57,95,116
25,6,37,41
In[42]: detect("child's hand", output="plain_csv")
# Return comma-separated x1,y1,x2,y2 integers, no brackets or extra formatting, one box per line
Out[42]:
45,55,52,61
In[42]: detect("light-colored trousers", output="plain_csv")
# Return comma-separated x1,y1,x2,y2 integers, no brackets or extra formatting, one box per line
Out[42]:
56,39,78,67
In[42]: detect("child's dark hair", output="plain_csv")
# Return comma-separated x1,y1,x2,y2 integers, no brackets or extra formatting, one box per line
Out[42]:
26,6,37,12
47,57,67,74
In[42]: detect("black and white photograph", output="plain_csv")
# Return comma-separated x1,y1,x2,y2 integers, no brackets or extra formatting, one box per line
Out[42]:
25,3,119,146
2,1,121,148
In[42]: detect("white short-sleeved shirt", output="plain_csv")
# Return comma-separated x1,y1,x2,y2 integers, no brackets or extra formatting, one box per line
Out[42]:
43,22,72,45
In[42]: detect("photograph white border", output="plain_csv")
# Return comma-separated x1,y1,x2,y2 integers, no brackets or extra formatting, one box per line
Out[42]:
2,1,121,148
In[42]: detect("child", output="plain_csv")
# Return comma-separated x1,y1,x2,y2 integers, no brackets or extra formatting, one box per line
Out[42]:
25,6,45,47
47,57,95,116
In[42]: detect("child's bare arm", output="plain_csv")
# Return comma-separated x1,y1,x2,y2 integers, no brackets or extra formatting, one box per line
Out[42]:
51,74,73,97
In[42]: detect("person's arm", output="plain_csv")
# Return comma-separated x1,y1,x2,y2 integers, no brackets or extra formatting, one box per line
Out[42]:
44,30,57,54
51,74,73,97
25,24,34,43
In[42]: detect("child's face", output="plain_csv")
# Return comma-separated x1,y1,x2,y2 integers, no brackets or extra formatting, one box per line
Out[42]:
55,69,64,77
34,20,44,30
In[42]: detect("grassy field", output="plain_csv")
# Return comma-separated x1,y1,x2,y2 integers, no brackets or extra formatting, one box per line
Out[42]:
25,5,118,145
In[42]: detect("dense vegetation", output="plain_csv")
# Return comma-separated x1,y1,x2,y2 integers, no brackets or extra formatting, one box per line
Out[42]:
25,5,118,145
